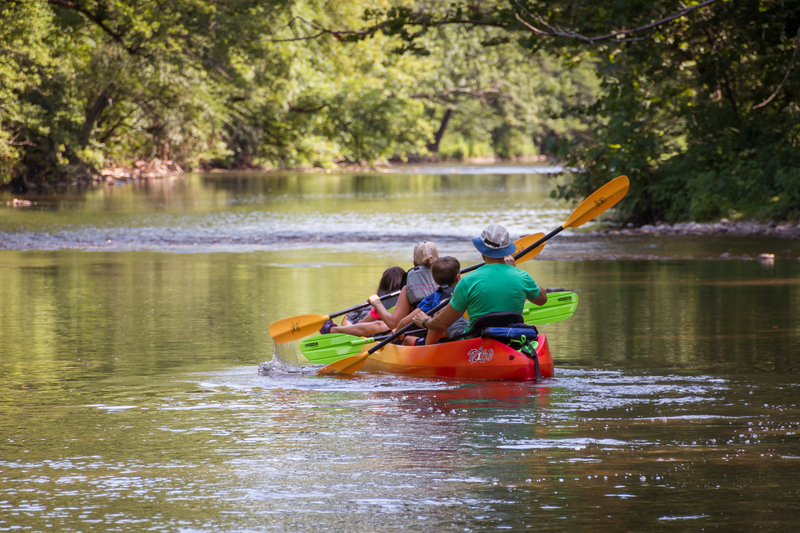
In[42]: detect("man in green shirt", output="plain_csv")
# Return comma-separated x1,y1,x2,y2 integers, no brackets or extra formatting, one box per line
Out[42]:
412,223,547,344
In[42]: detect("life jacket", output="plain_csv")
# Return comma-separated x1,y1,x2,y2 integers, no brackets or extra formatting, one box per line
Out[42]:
405,265,437,308
419,284,454,311
420,285,470,339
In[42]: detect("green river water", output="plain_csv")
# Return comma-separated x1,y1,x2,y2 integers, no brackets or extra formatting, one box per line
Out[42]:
1,167,799,531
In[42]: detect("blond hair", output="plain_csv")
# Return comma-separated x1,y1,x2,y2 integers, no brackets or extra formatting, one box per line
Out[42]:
413,241,438,267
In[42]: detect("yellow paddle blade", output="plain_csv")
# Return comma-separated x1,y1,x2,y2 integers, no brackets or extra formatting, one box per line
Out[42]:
514,232,546,263
563,175,630,229
316,350,371,376
268,314,330,344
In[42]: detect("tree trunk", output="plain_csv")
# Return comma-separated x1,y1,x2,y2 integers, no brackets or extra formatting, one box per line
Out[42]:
427,108,453,153
80,82,116,148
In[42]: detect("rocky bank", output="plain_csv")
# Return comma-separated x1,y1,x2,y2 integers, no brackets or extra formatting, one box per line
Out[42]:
590,219,800,241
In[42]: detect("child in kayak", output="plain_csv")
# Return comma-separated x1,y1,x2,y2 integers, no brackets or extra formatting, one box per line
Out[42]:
367,241,439,329
397,256,469,346
341,266,405,326
318,266,405,337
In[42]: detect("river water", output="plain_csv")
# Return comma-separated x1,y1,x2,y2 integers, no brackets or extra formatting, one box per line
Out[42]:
1,166,799,531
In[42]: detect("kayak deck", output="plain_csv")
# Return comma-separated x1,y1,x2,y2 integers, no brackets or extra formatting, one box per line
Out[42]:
359,334,553,381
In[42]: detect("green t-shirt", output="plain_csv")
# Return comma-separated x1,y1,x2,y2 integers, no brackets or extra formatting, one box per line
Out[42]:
450,263,540,327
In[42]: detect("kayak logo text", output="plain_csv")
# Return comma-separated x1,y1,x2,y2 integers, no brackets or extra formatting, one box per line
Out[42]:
468,347,494,364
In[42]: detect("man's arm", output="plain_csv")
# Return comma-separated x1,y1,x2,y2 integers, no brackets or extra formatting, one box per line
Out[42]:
530,285,547,306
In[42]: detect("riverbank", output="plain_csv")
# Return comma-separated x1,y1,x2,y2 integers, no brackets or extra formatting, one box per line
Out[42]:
201,154,550,174
3,167,798,248
100,158,184,181
3,155,550,193
593,219,800,241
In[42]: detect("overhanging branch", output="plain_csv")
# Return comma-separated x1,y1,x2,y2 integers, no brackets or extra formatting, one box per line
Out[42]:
513,0,720,43
47,0,139,54
752,24,800,110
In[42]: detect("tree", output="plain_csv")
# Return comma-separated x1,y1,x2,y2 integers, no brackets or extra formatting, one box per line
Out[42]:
347,0,800,222
0,0,615,197
408,24,600,159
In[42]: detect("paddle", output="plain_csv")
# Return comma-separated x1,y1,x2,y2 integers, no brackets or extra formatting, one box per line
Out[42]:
301,291,578,365
299,329,428,365
317,175,629,376
268,233,546,344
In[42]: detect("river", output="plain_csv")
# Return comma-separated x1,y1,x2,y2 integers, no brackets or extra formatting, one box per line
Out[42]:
1,166,799,531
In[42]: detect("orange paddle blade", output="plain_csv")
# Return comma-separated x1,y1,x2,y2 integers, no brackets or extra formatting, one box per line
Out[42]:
514,232,546,263
563,175,629,229
269,314,330,344
316,351,371,375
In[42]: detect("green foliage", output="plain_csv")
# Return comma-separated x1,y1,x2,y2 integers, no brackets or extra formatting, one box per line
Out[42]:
1,0,598,188
0,130,19,185
411,25,600,160
439,132,470,159
533,0,800,222
5,0,799,225
439,132,496,159
361,0,800,222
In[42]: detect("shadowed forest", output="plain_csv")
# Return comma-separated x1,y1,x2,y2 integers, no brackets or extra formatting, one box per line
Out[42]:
2,0,799,223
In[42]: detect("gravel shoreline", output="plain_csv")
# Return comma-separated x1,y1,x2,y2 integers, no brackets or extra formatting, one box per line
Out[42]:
590,219,800,241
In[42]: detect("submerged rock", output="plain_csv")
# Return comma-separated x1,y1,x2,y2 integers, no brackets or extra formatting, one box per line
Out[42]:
7,198,34,207
756,253,775,265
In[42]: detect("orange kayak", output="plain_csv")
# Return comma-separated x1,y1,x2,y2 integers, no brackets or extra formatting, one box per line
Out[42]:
359,334,554,380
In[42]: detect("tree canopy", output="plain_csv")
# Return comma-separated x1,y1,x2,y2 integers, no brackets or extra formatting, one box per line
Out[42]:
350,0,800,222
2,0,799,223
1,1,596,187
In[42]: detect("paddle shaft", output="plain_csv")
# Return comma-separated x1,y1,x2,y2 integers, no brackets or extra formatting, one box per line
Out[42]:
460,258,492,274
467,175,630,268
371,328,427,343
461,256,496,274
512,226,563,263
328,291,399,320
344,327,429,347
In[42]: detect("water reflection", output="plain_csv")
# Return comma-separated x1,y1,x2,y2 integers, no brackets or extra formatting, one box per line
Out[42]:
0,171,572,252
2,172,798,262
3,363,798,530
1,169,799,530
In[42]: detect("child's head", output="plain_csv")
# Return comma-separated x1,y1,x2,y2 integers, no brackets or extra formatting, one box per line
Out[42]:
413,241,438,267
431,256,461,286
377,266,406,295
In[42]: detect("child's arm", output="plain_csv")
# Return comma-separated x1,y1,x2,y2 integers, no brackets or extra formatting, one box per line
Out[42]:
395,308,426,332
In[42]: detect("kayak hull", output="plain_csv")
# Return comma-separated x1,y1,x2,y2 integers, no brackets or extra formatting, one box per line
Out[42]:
360,334,554,381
